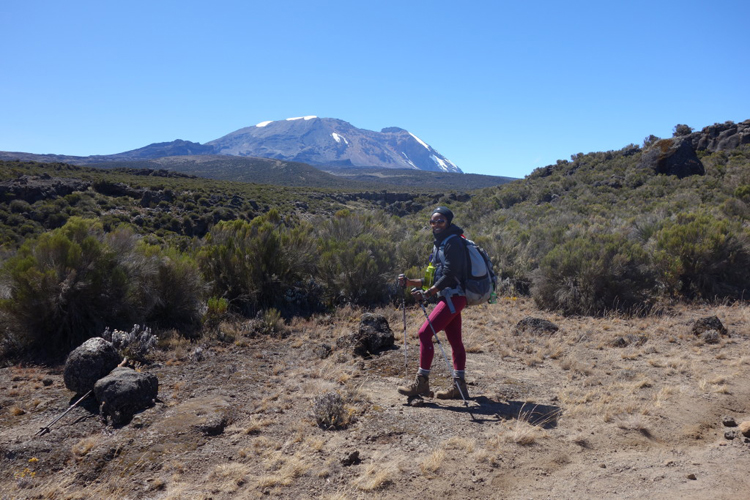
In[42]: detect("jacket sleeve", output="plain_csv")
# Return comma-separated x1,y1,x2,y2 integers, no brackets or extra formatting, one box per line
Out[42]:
434,237,466,291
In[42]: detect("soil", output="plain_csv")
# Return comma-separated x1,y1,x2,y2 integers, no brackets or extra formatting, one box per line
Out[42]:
2,299,750,499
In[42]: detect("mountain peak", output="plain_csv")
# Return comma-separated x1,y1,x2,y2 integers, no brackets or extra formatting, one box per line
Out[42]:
207,117,461,173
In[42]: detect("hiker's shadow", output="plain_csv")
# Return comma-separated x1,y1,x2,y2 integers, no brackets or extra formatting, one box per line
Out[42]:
422,396,562,428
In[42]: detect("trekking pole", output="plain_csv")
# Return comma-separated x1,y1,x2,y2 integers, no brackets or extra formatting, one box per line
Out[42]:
35,390,92,437
412,289,472,412
398,274,408,377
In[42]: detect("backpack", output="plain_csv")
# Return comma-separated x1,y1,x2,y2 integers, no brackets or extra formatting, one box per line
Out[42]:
435,234,497,306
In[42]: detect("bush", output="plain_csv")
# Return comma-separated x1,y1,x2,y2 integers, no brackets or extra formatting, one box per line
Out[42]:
198,210,316,316
653,212,750,299
316,211,396,306
0,218,130,355
312,391,355,430
245,308,286,337
532,233,655,315
203,297,229,331
128,243,206,331
102,324,158,363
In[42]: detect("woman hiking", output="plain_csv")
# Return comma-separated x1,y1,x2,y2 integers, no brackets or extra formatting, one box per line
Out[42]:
397,207,469,400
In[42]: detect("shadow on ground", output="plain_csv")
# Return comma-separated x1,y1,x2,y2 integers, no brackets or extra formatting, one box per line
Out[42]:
410,396,562,428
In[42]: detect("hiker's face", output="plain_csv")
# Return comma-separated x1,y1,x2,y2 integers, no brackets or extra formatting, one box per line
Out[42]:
430,214,448,234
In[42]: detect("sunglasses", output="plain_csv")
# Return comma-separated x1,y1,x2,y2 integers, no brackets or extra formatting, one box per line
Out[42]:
429,219,447,225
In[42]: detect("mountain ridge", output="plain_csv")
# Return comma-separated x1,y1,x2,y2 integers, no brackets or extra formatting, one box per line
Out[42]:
0,117,462,174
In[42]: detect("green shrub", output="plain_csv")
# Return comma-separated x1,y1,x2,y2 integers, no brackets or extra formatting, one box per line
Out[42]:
129,243,206,331
198,210,316,316
203,296,229,331
653,212,750,299
316,211,395,306
0,217,130,355
245,308,286,337
532,233,655,315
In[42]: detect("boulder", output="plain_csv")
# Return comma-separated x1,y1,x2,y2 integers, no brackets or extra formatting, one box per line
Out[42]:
638,137,704,178
63,337,122,394
514,317,559,336
336,313,395,357
94,367,158,425
691,316,728,336
739,421,750,438
691,120,750,152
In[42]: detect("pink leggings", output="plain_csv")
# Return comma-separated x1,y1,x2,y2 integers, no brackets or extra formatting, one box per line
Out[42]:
418,295,467,372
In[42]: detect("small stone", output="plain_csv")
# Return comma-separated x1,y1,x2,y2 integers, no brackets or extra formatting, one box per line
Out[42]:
687,473,697,480
314,344,332,359
722,416,737,427
514,317,559,336
738,421,750,437
341,451,361,467
691,316,728,336
724,430,738,440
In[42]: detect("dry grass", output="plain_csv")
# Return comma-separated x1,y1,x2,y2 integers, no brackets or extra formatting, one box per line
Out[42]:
71,437,100,458
208,462,251,493
420,448,446,475
354,462,396,491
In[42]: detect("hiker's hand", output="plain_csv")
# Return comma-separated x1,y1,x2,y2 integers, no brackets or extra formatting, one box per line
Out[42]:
398,274,407,288
410,287,426,302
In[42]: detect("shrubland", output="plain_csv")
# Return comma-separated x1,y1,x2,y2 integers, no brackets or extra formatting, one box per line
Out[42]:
1,134,750,360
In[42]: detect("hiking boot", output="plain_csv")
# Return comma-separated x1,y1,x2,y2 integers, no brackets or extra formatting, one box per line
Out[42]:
435,378,469,400
397,375,432,398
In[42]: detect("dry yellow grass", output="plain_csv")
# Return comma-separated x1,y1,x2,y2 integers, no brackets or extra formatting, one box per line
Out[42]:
420,448,446,475
354,462,396,491
71,436,100,458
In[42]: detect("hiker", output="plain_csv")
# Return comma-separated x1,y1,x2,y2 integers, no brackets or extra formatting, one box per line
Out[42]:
397,207,469,400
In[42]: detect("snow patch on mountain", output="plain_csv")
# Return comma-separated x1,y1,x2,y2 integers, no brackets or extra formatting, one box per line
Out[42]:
401,152,418,169
256,121,273,128
287,116,318,121
331,133,349,145
431,155,454,172
409,133,430,150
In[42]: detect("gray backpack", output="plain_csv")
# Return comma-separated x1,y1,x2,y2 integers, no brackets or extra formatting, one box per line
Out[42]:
436,234,496,306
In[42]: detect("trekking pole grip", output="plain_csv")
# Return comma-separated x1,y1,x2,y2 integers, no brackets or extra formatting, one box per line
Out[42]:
398,273,407,289
410,287,427,304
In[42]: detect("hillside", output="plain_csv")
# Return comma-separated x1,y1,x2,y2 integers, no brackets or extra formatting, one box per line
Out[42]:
84,156,514,190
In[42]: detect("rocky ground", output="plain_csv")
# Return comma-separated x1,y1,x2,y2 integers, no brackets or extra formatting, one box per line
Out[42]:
2,298,750,499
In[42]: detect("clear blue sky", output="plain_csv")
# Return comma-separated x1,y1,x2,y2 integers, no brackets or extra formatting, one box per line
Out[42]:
2,0,748,179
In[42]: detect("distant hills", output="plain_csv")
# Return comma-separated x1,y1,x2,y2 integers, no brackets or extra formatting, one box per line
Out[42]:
83,156,514,191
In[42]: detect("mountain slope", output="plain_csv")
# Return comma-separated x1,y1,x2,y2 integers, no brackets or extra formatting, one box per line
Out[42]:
206,116,462,173
85,156,512,190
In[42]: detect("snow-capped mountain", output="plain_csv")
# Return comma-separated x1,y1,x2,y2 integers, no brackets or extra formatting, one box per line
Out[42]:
206,117,462,173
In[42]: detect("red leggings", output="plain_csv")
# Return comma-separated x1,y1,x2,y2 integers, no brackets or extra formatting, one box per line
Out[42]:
418,295,467,372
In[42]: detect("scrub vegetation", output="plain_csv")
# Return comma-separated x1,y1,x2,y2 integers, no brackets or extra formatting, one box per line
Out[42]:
2,136,750,359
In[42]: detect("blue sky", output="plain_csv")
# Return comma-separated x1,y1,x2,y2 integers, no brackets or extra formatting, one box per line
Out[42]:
1,0,748,179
